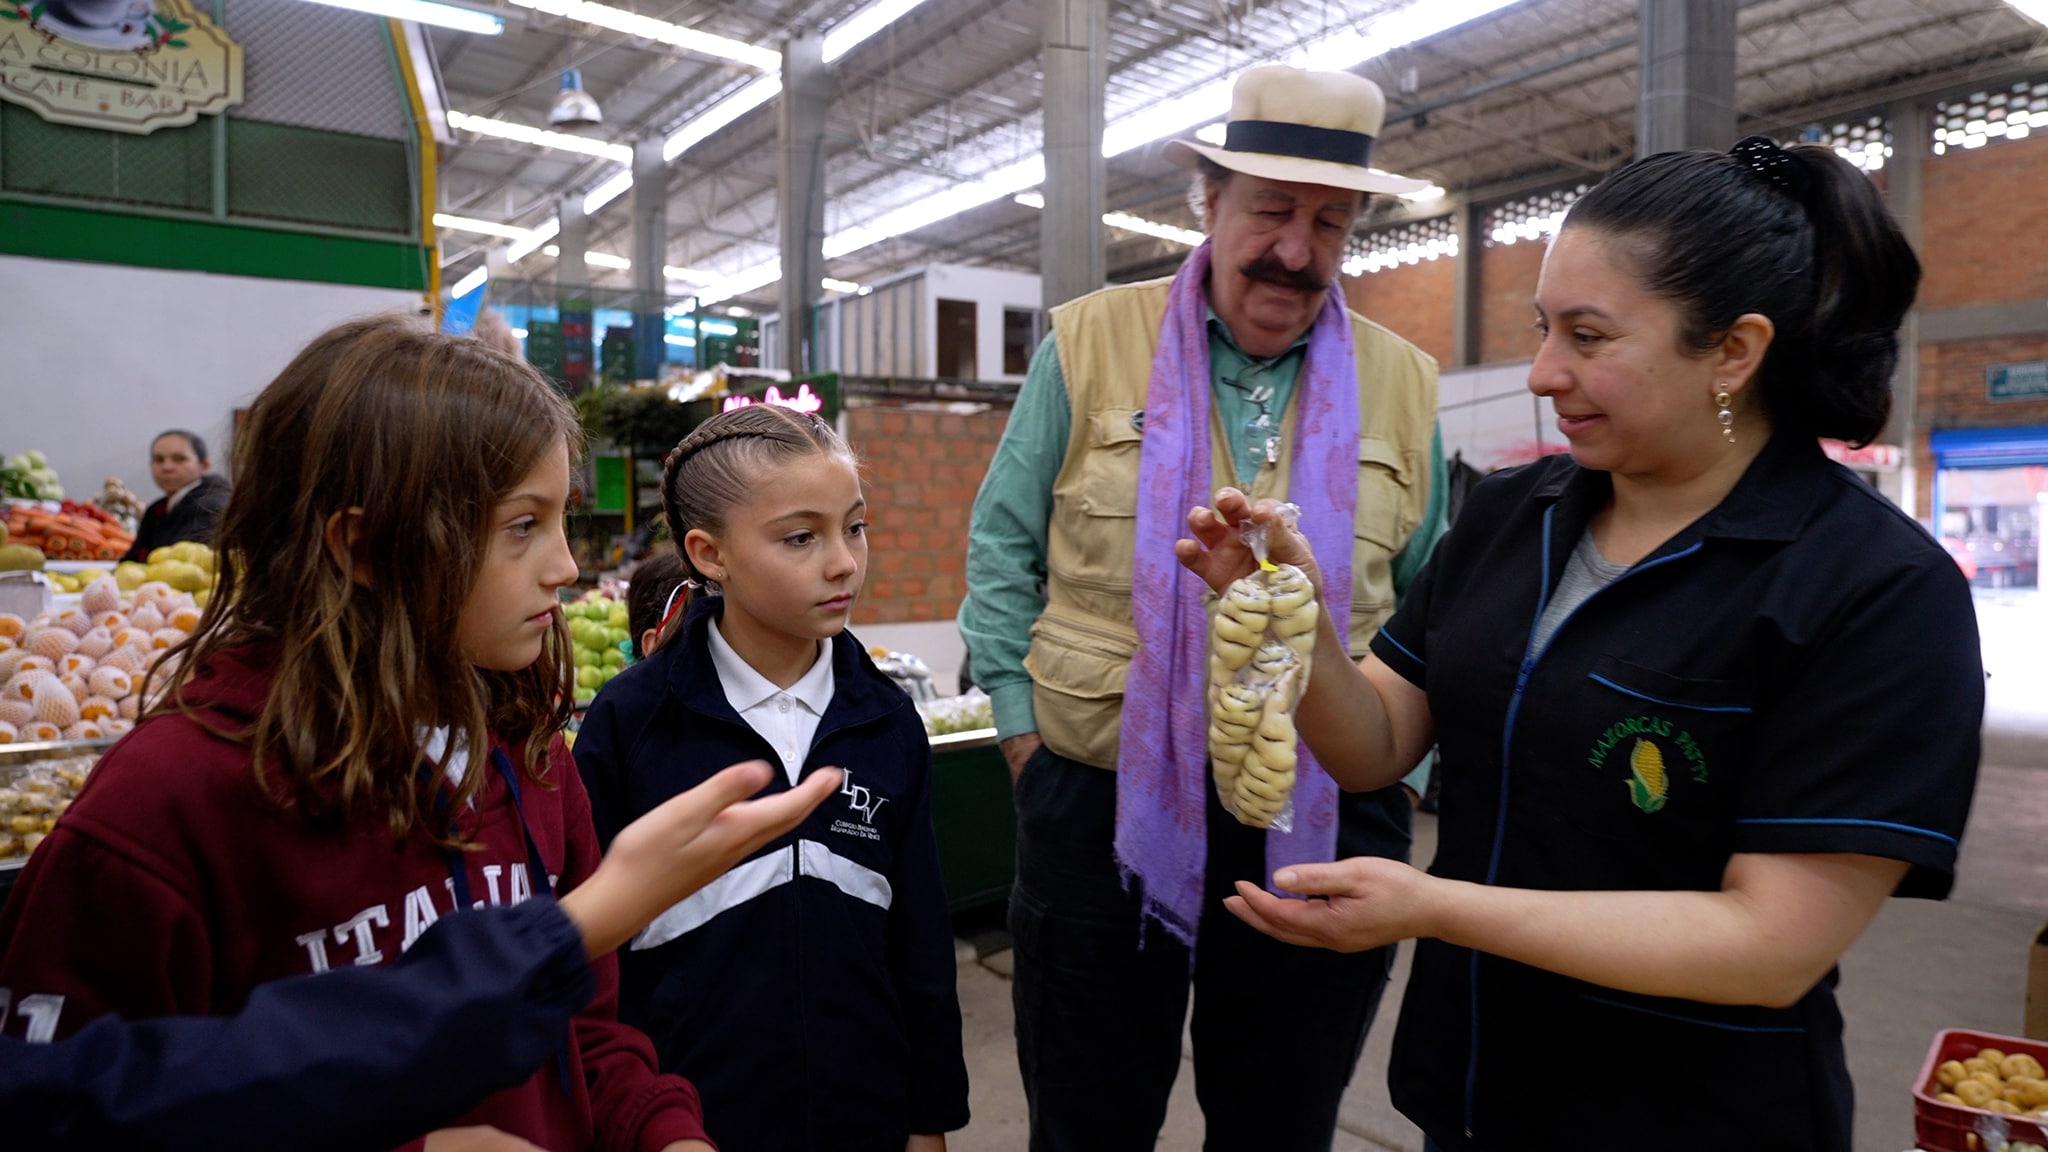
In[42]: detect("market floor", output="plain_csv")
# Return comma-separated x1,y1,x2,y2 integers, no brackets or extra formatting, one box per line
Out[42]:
945,734,2048,1152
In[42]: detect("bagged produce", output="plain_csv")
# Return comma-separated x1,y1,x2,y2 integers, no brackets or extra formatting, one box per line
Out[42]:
1206,505,1318,831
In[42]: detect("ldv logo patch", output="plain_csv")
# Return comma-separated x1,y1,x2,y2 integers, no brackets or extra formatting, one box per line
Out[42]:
841,772,888,823
829,772,890,844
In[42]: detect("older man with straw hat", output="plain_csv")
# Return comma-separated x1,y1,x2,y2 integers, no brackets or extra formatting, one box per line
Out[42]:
962,64,1448,1150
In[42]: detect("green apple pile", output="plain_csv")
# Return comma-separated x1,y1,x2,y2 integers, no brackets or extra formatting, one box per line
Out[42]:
564,595,630,706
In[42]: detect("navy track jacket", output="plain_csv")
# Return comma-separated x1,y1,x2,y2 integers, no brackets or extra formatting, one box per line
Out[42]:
574,596,971,1151
2,898,596,1151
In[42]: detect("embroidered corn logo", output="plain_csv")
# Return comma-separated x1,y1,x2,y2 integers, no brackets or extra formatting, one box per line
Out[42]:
1627,738,1668,813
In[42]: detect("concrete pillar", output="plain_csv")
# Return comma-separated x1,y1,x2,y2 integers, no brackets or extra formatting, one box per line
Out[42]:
778,34,830,376
1884,99,1925,518
556,194,592,391
1637,0,1737,156
1450,196,1478,367
555,193,589,289
1041,0,1105,311
631,137,668,381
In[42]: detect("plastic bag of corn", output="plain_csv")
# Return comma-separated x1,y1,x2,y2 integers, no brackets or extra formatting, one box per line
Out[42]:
1206,504,1317,830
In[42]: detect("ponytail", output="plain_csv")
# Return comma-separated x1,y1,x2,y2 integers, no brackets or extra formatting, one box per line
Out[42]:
1565,138,1920,445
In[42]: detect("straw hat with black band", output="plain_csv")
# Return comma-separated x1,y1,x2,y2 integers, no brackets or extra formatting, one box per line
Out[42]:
1164,65,1430,196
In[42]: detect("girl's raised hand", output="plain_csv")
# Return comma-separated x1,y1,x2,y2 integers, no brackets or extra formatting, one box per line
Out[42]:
562,762,843,956
1173,487,1327,597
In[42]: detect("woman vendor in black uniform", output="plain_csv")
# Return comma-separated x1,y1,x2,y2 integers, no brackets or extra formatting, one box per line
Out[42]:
1176,137,1983,1152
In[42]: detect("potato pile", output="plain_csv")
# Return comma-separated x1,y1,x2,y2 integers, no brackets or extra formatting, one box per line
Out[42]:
1933,1045,2048,1118
1207,563,1317,829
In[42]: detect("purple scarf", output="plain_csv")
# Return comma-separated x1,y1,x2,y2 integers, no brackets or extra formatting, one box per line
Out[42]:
1114,240,1360,947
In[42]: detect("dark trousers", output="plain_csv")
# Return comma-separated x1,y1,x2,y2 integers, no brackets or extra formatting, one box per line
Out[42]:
1009,747,1408,1152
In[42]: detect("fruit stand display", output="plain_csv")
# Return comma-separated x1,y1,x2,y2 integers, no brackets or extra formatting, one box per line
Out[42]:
0,743,106,901
565,591,632,709
0,549,216,745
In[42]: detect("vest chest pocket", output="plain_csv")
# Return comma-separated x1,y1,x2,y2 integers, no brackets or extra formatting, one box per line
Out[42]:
1076,408,1144,519
1349,437,1416,629
1352,437,1416,552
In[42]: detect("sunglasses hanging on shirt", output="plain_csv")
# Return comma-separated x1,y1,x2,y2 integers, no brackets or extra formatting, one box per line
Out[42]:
1221,374,1282,468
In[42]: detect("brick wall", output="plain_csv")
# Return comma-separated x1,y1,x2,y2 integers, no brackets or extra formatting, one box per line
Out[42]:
1919,132,2048,312
1911,333,2048,513
1477,239,1545,364
846,404,1010,625
1342,258,1455,365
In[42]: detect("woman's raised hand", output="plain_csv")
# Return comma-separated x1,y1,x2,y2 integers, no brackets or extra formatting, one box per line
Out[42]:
1173,487,1327,597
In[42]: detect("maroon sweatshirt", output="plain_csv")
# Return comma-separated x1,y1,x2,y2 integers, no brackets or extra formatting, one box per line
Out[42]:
0,646,711,1152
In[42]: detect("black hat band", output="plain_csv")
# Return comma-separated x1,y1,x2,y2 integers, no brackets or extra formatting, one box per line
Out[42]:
1224,119,1375,168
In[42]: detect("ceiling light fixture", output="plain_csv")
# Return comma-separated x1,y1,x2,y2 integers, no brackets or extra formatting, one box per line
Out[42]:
821,0,935,62
434,213,538,240
549,69,602,129
503,0,778,69
2006,0,2048,25
447,111,631,161
1099,0,1523,157
1103,211,1206,247
821,277,864,293
1012,193,1204,248
299,0,504,34
541,245,632,270
505,217,562,263
694,0,1514,299
582,170,636,215
450,267,490,297
664,74,783,161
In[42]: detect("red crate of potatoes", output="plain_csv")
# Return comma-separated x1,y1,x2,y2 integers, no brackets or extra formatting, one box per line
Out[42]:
1913,1028,2048,1151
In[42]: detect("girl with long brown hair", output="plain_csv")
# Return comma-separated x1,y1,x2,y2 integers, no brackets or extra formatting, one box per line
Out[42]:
0,316,740,1151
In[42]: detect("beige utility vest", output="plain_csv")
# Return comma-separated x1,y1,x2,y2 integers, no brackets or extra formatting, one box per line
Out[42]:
1025,277,1439,770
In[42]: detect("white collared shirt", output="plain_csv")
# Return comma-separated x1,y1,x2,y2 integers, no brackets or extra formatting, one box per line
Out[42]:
164,476,205,513
708,618,835,785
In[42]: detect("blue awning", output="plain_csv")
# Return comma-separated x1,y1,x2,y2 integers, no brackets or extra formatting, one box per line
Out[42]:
1930,426,2048,469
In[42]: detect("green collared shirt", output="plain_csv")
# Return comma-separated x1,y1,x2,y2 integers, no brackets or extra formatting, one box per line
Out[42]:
960,316,1448,792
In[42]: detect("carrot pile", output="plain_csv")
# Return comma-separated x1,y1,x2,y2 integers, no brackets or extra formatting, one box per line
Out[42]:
3,503,134,561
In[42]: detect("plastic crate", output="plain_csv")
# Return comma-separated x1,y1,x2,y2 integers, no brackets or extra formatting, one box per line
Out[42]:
1913,1028,2048,1151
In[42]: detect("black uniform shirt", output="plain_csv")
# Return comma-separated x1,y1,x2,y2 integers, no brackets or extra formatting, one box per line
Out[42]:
1369,431,1983,1152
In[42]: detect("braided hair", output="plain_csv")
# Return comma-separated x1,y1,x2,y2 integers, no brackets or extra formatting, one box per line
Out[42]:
659,403,852,602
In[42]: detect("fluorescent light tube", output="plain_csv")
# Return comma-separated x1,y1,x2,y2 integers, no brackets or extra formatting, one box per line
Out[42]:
301,0,504,33
503,0,776,69
434,213,536,240
447,111,630,162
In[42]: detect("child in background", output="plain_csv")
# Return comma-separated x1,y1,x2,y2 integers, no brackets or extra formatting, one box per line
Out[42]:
575,405,970,1152
0,317,719,1152
625,550,690,660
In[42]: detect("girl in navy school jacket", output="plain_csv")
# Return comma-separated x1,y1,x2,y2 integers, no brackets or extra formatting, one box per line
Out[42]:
574,405,970,1152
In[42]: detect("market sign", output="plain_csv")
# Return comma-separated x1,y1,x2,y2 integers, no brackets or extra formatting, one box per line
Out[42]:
720,375,841,422
1820,440,1902,471
0,0,242,134
1988,361,2048,403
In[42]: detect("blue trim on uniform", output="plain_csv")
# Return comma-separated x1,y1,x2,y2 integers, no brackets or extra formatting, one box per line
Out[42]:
1736,816,1959,845
1585,674,1754,714
1463,525,1710,1140
1581,994,1806,1034
1378,630,1424,667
